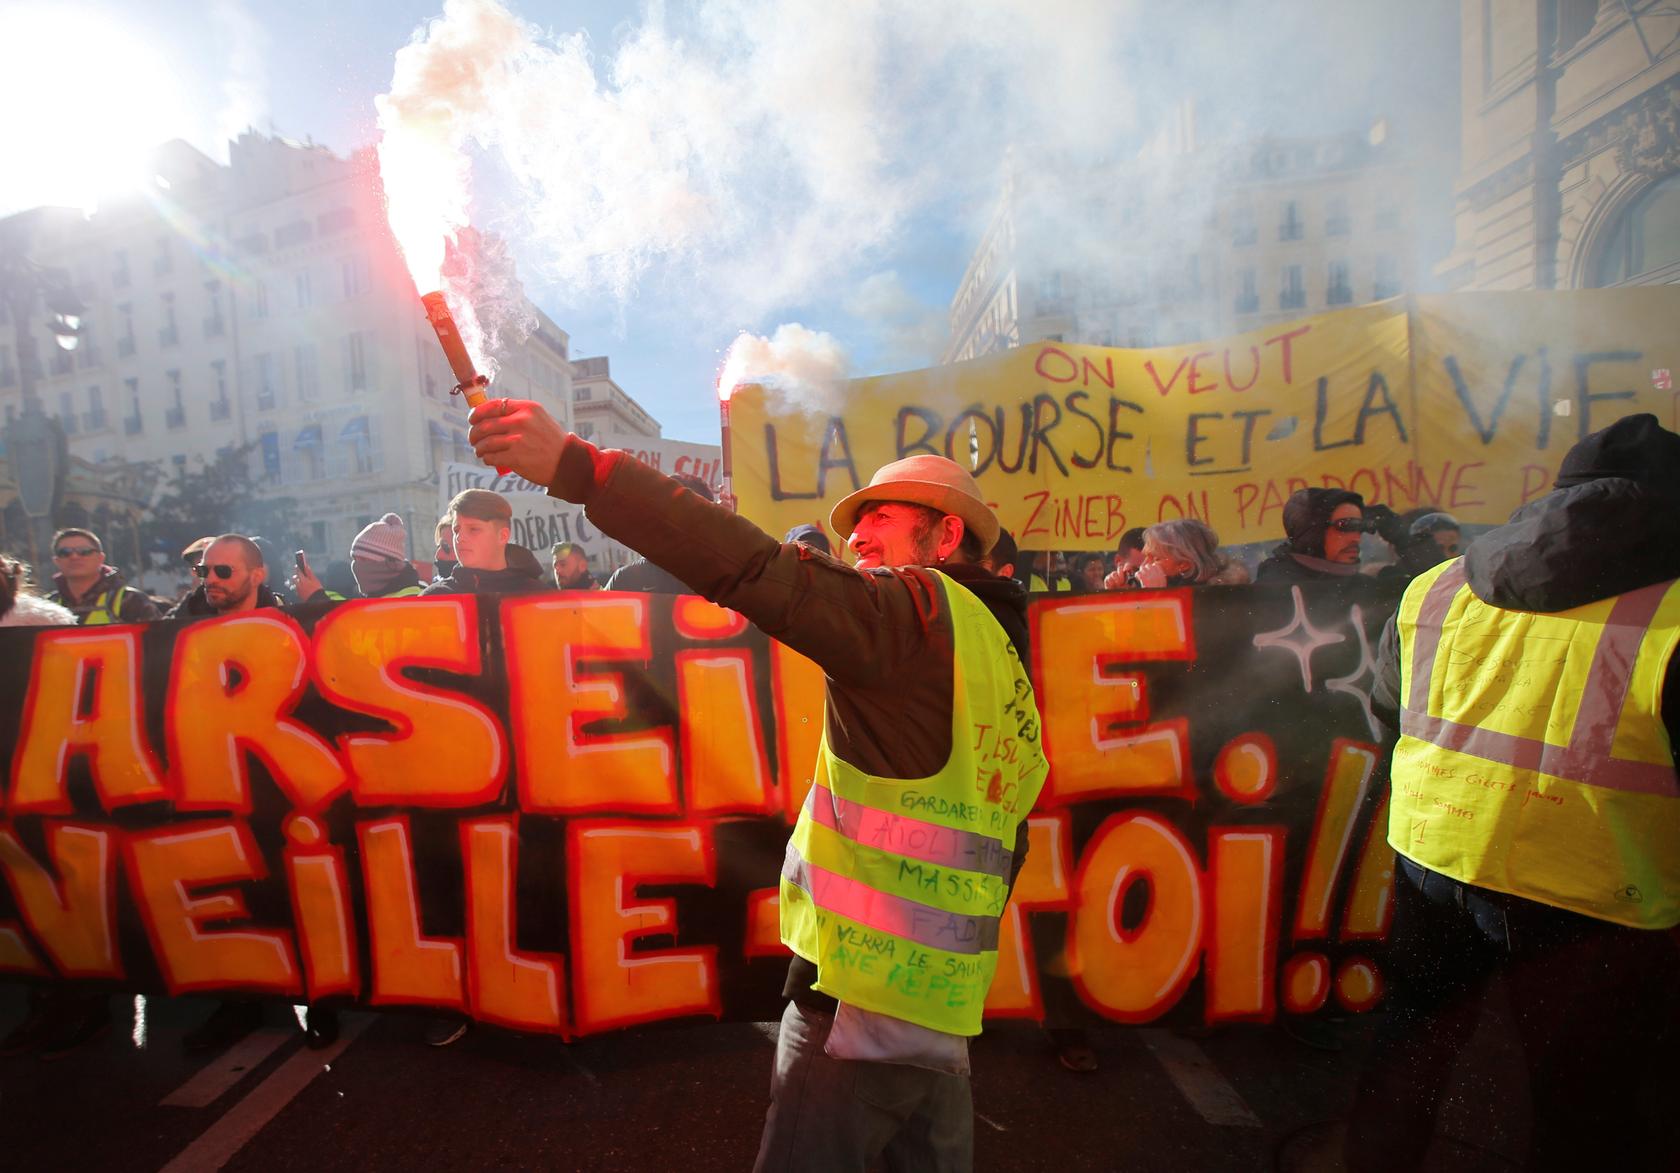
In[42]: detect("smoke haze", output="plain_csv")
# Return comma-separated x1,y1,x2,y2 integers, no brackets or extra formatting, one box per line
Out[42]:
374,0,1457,399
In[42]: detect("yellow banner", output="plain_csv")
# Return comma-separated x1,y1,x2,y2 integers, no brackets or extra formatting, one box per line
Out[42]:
729,289,1680,550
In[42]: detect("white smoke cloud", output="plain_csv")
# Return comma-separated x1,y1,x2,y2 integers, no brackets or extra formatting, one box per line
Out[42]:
375,0,1459,405
377,0,1147,326
718,324,851,409
843,271,949,373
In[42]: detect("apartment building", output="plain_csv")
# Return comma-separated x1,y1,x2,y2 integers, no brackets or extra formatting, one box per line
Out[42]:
945,126,1420,361
571,355,661,440
0,132,574,565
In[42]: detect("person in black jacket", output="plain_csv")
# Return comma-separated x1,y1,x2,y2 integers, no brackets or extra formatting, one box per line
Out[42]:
165,534,285,618
44,527,161,624
1254,488,1374,583
1346,413,1680,1170
422,489,548,598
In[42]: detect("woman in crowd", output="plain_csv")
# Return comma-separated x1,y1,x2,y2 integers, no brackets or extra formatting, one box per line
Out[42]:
1124,519,1250,588
1070,552,1109,593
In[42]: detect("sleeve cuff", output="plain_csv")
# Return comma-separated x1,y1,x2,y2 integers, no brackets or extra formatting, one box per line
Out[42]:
547,434,619,504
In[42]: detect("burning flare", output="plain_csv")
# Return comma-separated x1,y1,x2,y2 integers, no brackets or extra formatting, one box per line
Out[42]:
374,0,530,380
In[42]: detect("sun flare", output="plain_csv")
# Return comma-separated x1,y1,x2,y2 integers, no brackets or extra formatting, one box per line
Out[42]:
0,4,195,213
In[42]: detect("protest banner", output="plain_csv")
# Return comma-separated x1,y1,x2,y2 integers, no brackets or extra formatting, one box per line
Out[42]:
441,462,633,571
728,289,1680,550
0,582,1399,1033
596,435,725,497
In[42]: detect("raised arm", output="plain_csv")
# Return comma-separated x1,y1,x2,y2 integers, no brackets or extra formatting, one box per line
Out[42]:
469,398,948,689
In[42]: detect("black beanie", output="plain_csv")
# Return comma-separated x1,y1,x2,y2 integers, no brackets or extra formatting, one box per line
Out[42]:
1282,487,1365,557
1554,413,1680,498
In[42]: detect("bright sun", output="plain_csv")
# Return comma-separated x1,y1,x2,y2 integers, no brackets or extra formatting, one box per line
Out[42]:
0,4,196,214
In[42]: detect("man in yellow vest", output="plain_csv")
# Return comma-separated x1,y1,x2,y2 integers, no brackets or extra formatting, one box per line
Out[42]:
44,527,160,624
468,397,1048,1173
1347,413,1680,1171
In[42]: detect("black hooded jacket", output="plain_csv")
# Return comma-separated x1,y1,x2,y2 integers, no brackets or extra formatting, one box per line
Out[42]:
165,582,285,619
421,562,549,597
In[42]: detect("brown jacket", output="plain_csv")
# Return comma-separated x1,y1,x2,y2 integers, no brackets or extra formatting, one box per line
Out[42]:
581,447,1032,782
569,444,1036,1004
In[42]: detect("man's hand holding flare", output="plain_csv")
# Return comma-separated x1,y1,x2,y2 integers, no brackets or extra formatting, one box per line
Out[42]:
469,398,578,498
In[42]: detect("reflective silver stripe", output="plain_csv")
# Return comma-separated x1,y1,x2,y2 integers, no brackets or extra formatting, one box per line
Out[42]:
782,843,999,955
1405,561,1467,713
803,781,1013,879
1402,574,1679,798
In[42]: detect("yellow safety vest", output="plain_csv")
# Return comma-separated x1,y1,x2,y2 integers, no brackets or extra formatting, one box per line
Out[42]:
779,570,1048,1035
82,589,125,626
1391,559,1680,928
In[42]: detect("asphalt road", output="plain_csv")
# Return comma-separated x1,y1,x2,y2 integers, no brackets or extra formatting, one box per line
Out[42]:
0,987,1549,1172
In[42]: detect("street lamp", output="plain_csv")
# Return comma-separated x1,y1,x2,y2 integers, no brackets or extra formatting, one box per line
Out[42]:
0,211,80,567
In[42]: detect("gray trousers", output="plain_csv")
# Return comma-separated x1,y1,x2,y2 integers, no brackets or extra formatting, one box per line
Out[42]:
753,1001,974,1173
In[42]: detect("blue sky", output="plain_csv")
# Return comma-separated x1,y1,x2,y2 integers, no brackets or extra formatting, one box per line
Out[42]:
0,1,1458,443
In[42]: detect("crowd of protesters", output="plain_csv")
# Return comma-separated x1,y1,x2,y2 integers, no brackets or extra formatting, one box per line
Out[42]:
0,479,1463,1063
1015,495,1462,598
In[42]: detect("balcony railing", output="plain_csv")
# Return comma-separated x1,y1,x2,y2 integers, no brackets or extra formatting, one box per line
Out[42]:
1280,289,1307,310
1374,279,1402,299
82,409,107,431
58,413,77,434
1327,284,1354,306
204,317,224,338
159,326,179,348
166,406,186,429
123,415,143,435
1233,294,1259,314
1326,216,1351,236
117,337,135,358
210,398,231,422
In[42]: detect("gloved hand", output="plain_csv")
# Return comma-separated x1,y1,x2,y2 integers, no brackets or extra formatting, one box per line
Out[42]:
1364,503,1407,548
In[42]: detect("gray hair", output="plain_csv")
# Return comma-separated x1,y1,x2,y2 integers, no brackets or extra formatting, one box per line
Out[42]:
1143,518,1223,583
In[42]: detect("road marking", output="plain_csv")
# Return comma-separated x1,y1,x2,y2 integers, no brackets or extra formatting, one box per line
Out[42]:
1139,1030,1261,1128
556,1043,600,1087
158,1014,372,1172
160,1029,293,1108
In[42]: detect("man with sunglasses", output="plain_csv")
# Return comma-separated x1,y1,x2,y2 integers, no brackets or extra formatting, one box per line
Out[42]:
166,534,283,618
1255,488,1404,584
161,533,288,1054
44,527,160,625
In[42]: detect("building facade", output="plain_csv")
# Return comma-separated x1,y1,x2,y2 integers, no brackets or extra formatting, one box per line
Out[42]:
1438,0,1680,289
571,355,661,440
945,127,1422,362
0,133,575,570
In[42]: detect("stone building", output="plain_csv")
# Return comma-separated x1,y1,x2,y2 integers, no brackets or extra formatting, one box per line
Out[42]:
1438,0,1680,289
945,122,1423,363
571,355,661,440
0,133,575,571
